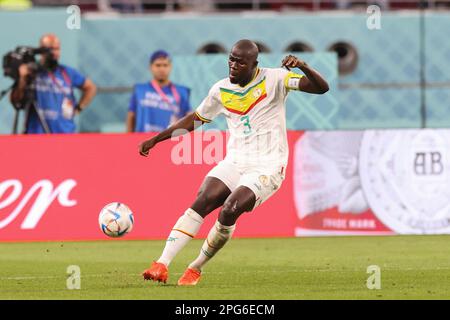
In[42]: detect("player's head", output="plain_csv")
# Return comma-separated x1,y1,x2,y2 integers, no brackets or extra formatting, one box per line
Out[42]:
228,39,259,85
39,33,61,61
150,50,172,84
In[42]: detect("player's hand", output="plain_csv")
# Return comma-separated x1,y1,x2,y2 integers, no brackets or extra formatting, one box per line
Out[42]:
139,138,157,157
281,55,306,71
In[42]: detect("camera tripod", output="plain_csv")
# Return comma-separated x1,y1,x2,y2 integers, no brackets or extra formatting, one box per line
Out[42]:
1,79,51,134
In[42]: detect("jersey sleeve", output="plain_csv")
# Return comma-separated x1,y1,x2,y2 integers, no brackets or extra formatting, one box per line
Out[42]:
63,65,86,88
194,85,222,123
128,86,138,113
179,87,191,117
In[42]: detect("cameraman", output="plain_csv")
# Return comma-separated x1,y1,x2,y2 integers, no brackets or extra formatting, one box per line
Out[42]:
10,33,97,134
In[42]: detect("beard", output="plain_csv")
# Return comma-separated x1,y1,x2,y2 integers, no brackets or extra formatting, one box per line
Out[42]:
43,55,58,71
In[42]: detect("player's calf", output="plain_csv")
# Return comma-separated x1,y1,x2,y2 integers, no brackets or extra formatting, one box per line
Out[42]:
142,208,203,285
188,220,236,272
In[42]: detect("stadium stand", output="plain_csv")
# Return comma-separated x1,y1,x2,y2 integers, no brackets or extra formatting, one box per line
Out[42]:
26,1,450,13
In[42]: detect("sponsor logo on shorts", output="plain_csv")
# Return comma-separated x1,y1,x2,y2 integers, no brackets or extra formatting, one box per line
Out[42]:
253,183,262,191
259,175,269,187
270,176,279,190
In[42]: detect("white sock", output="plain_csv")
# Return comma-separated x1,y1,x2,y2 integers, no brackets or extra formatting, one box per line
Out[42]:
189,220,236,272
157,208,204,266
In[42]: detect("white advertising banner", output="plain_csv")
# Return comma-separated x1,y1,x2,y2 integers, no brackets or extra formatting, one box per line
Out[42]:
294,129,450,235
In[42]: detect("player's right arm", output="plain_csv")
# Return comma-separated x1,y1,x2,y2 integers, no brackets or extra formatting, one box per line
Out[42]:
138,111,205,157
126,111,136,133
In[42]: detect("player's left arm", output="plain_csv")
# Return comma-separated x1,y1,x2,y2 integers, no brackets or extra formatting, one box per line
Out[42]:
281,55,329,94
76,78,97,112
64,66,97,113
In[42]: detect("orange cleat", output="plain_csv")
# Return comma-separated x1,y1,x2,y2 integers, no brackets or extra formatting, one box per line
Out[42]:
177,267,202,286
142,261,168,283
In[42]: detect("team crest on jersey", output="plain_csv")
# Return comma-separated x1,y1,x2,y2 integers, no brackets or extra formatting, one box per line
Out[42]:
219,77,267,115
253,88,262,99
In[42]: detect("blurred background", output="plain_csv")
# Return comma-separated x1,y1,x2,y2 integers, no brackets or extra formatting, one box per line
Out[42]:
1,0,449,134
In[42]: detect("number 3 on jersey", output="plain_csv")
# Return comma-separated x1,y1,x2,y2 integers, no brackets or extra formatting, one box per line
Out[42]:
240,115,252,135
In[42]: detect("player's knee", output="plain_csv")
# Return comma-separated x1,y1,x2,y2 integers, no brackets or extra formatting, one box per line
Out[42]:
220,199,243,221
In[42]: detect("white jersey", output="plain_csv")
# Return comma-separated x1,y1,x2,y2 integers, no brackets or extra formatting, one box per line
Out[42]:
195,67,303,170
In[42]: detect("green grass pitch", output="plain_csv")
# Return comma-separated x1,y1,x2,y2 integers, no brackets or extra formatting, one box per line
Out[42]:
1,236,449,299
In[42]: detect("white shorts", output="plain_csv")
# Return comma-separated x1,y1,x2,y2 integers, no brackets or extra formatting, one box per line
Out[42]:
206,160,286,210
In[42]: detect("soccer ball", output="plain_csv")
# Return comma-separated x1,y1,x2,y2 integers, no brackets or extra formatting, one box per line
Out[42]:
99,202,134,238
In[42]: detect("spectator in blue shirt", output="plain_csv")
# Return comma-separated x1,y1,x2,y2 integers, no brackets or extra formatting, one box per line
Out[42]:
126,50,191,132
11,33,97,134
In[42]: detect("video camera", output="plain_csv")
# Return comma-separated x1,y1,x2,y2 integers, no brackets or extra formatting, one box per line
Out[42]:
2,46,56,82
1,46,57,134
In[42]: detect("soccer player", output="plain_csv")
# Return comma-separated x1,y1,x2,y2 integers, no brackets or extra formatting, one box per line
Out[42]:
139,39,329,286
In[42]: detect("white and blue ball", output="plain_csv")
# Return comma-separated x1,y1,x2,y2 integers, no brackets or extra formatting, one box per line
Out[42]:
99,202,134,238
